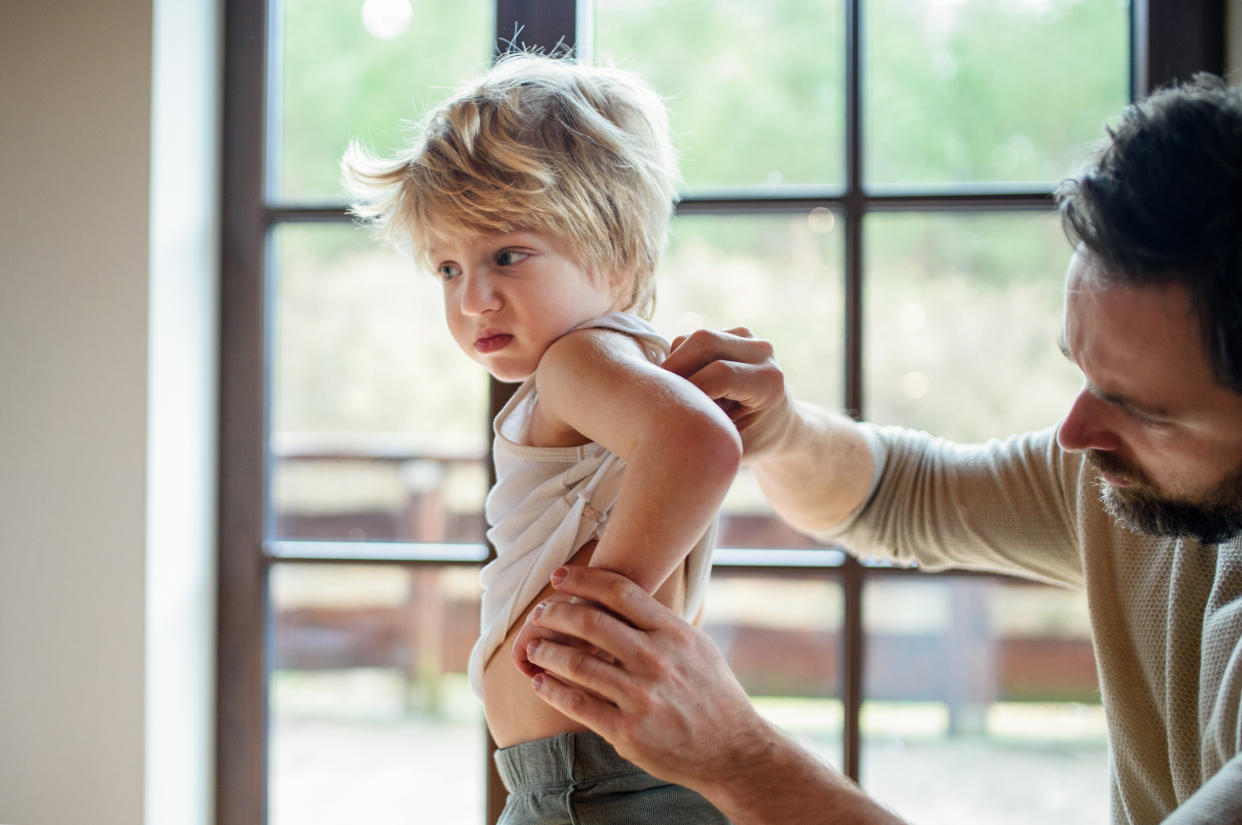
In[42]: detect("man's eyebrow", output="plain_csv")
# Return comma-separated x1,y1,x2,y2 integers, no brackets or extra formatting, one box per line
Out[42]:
1082,382,1174,421
1057,332,1173,419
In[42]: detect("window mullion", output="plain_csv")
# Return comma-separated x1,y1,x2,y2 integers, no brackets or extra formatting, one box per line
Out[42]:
218,0,273,821
1132,0,1226,97
841,0,867,786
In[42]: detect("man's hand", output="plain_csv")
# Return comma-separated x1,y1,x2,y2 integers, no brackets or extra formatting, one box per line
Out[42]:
510,591,581,678
662,327,795,462
663,326,876,535
524,565,775,792
526,566,911,825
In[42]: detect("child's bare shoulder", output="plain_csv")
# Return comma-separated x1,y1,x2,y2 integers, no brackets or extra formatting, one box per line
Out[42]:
529,323,737,457
536,325,656,388
531,326,669,439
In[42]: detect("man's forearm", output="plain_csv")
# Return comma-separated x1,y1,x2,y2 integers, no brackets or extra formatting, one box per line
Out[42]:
751,400,876,536
698,720,910,825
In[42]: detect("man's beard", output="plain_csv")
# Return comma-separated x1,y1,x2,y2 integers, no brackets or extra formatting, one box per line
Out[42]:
1088,450,1242,545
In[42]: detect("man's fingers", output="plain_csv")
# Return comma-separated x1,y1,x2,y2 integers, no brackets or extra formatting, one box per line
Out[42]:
510,596,588,676
530,599,648,675
662,327,763,379
682,358,780,410
546,566,679,633
662,330,779,415
530,671,623,734
528,636,638,708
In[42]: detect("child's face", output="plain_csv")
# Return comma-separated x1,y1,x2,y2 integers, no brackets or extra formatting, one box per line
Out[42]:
427,228,622,382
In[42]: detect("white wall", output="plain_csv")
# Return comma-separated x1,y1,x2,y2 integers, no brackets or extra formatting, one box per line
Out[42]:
146,0,220,822
0,1,218,824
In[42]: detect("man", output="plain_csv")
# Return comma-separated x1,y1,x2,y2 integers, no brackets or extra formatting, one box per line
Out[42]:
514,75,1242,824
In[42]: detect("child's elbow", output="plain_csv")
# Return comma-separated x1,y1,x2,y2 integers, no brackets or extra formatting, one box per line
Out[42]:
689,412,743,485
645,402,741,487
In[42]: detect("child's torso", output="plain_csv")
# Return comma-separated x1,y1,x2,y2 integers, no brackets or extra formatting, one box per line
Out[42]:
481,539,687,747
477,313,701,747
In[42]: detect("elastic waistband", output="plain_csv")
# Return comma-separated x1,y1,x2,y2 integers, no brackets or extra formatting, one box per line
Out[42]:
494,731,646,793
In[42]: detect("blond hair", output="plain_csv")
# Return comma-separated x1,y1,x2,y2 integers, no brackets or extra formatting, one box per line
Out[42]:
342,53,680,318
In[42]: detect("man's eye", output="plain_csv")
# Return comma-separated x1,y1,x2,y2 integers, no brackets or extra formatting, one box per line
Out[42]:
1124,406,1169,429
437,264,461,281
496,250,529,266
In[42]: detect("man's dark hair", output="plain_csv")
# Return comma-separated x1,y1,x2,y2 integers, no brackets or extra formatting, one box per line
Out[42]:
1057,74,1242,393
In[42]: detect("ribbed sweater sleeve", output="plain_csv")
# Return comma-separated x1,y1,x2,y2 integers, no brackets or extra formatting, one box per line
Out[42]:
819,424,1085,588
819,423,1242,824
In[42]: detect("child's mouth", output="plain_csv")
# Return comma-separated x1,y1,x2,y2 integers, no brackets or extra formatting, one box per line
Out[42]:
475,334,514,353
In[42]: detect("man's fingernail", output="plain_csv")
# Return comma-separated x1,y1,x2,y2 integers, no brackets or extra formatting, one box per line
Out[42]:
527,639,541,656
550,567,567,585
532,673,544,690
532,603,545,620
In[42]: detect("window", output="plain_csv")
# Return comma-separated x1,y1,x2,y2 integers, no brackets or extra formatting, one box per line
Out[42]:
219,2,1225,824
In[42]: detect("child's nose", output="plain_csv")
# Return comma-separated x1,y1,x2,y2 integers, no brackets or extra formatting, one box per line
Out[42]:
460,272,501,315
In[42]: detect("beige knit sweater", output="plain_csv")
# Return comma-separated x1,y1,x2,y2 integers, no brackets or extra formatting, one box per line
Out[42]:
823,425,1242,824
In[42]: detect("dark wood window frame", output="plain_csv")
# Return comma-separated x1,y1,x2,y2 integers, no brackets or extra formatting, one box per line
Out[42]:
217,1,1226,823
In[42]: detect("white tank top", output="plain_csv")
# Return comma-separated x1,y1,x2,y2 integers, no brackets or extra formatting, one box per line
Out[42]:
467,312,717,696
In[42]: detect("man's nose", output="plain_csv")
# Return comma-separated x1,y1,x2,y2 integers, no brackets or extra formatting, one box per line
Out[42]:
1057,389,1122,453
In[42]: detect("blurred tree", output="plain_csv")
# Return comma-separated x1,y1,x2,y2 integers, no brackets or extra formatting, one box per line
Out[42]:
867,0,1128,184
279,0,491,200
596,0,845,187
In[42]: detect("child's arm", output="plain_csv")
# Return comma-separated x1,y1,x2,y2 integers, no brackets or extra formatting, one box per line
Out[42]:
511,327,742,674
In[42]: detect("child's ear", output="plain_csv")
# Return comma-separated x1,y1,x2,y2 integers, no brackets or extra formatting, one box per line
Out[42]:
606,268,639,312
612,285,636,314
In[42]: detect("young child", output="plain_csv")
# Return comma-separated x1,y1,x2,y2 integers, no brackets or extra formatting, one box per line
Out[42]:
344,53,740,824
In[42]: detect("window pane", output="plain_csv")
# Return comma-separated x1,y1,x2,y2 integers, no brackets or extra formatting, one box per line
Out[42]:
270,564,485,825
706,570,844,770
863,212,1081,442
862,577,1107,824
270,223,489,543
593,0,844,189
275,0,492,202
657,212,843,547
865,0,1129,186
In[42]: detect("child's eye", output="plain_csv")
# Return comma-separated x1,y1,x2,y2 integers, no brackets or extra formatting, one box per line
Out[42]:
437,263,461,282
496,249,530,266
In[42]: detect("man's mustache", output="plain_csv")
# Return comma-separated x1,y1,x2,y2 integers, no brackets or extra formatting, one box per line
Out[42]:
1086,449,1152,488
